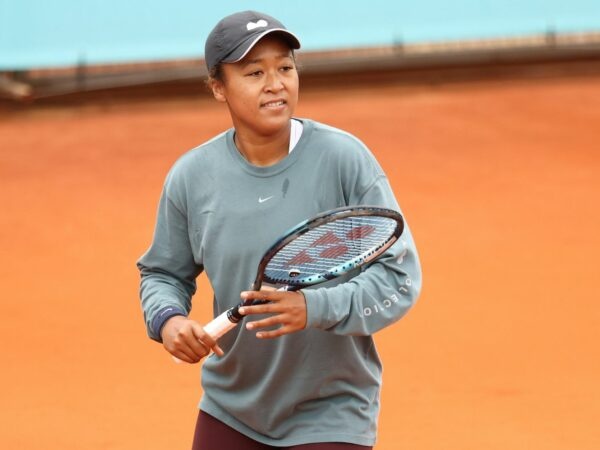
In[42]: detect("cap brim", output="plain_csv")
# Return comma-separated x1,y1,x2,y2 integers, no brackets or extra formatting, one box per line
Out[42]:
223,29,301,64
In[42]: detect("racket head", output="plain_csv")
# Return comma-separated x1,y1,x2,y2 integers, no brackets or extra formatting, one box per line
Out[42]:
251,205,404,291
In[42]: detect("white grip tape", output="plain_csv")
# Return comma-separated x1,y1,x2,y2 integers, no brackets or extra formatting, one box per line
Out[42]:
172,309,238,364
204,310,238,339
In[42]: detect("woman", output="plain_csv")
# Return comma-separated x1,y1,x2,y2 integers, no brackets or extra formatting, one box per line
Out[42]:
137,10,422,450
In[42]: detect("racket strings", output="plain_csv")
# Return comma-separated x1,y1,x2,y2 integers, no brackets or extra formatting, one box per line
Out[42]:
264,216,397,283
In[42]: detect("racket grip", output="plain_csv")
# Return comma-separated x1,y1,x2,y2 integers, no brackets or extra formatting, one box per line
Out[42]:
171,308,240,364
203,309,239,339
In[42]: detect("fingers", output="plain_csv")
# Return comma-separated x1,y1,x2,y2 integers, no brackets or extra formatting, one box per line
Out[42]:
170,328,208,364
192,324,225,357
239,290,307,339
245,315,299,339
239,289,304,315
248,323,296,339
240,289,281,306
163,317,225,364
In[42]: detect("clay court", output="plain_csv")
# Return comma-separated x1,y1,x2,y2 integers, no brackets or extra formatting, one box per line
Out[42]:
1,68,599,449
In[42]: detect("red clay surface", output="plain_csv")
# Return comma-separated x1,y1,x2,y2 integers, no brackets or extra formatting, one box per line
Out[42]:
1,74,599,449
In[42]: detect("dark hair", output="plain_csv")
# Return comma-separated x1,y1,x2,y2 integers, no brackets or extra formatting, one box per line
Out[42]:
204,63,223,92
208,63,224,82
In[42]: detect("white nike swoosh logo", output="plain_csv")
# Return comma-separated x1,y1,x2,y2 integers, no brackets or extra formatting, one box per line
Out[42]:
258,196,274,203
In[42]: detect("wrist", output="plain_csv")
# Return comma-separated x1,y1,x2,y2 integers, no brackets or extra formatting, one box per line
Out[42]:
151,305,187,342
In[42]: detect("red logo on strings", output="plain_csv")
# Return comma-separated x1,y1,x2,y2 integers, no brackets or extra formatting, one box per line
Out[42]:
313,231,342,246
288,250,314,266
319,245,349,259
346,225,375,241
286,224,373,267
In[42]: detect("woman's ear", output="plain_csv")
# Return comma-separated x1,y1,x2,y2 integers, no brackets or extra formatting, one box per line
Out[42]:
209,78,227,103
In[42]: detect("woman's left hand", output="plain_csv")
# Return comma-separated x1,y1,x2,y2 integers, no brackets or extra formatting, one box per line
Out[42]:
238,290,307,339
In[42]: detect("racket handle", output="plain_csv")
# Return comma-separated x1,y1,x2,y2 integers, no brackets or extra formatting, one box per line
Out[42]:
171,308,239,363
203,309,239,339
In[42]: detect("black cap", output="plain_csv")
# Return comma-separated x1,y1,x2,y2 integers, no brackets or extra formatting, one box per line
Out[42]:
205,11,301,72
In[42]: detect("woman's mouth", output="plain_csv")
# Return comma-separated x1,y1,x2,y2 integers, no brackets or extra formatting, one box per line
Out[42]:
261,99,286,108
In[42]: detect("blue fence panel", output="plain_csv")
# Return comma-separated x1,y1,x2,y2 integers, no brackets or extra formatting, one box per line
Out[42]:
1,0,599,69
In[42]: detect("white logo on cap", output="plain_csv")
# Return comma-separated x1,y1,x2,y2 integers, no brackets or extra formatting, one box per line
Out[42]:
247,19,268,31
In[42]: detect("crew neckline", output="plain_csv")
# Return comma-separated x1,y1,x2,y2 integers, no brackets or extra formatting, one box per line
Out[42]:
226,118,312,177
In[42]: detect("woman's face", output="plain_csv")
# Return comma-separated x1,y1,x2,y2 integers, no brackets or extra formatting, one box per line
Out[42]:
211,35,299,137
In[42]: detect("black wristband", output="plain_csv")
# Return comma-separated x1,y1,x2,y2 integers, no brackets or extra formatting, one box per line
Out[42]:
151,306,187,342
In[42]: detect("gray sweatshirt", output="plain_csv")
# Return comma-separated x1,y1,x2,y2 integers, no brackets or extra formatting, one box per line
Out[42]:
137,119,422,446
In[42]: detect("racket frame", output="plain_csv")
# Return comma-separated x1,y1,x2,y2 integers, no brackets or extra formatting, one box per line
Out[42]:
214,205,404,334
252,205,404,290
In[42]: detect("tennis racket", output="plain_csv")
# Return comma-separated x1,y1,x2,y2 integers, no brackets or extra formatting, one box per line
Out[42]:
203,205,404,340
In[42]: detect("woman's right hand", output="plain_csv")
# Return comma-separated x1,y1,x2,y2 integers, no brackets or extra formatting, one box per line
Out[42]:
161,316,225,363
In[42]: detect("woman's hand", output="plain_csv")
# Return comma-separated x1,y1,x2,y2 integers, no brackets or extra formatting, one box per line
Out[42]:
238,290,307,339
161,316,224,363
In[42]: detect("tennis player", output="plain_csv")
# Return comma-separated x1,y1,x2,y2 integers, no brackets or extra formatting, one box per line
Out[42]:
137,10,422,449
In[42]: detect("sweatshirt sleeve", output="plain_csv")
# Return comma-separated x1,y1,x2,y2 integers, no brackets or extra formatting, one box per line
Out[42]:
136,169,203,342
302,145,422,335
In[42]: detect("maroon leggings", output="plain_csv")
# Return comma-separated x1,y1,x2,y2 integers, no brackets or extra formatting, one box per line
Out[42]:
192,410,373,450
